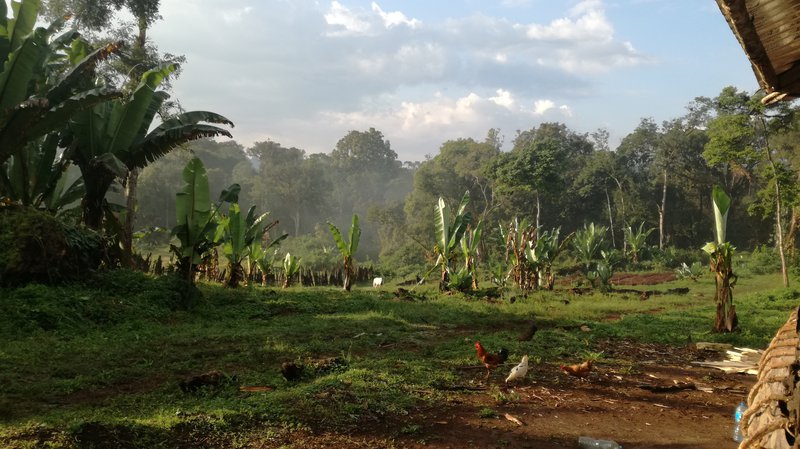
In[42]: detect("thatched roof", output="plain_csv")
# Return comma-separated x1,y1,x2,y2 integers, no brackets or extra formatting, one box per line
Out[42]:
716,0,800,104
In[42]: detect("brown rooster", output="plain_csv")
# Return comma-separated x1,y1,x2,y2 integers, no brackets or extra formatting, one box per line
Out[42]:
474,341,509,379
560,360,593,379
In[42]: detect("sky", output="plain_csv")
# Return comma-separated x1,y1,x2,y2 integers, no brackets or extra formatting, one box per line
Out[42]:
142,0,756,161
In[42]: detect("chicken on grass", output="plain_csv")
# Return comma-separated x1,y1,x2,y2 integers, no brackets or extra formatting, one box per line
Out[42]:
474,341,509,379
560,359,593,379
505,355,529,383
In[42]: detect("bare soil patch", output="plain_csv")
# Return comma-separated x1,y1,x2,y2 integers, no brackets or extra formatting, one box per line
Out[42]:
611,272,678,286
274,340,752,449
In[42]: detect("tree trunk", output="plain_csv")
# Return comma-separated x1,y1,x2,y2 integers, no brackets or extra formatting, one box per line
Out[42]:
659,169,667,250
786,207,799,264
611,176,627,254
605,186,615,249
761,126,789,287
714,271,738,332
535,192,541,229
226,261,245,288
122,168,139,267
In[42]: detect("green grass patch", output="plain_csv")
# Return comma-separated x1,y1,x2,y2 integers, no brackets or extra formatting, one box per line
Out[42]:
0,270,796,448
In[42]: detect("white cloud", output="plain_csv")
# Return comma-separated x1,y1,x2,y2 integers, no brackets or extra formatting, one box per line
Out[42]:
532,99,555,115
371,2,421,29
526,0,612,41
489,89,515,109
150,0,649,160
325,1,371,34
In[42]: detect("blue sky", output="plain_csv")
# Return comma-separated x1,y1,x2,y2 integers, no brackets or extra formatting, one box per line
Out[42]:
143,0,755,160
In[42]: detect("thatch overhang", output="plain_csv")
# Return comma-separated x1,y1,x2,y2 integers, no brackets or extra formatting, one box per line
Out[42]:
716,0,800,104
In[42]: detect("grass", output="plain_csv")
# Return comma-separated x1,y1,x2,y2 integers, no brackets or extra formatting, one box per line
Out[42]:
0,269,796,448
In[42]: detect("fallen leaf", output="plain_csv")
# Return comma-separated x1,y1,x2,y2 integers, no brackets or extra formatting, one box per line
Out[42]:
504,413,524,426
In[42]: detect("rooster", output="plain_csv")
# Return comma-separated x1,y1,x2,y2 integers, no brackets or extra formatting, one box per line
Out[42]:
560,359,593,379
505,355,529,383
475,341,509,379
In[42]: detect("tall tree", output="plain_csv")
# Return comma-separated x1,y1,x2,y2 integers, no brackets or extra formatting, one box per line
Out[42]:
488,123,590,230
248,141,331,236
704,86,790,286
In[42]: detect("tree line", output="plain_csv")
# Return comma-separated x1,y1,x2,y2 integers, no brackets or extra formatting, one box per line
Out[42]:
131,86,800,277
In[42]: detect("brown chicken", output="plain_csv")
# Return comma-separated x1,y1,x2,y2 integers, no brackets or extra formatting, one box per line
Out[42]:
560,360,593,378
475,341,509,378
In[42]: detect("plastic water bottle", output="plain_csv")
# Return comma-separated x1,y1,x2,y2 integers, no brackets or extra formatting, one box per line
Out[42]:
733,401,747,442
578,436,621,449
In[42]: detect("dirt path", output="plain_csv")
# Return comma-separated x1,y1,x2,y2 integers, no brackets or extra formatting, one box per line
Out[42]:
276,341,754,449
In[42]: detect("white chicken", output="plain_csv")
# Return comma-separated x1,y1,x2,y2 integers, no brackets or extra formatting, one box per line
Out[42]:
505,355,529,383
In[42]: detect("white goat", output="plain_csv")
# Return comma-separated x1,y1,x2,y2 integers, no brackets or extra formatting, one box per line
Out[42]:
373,277,383,288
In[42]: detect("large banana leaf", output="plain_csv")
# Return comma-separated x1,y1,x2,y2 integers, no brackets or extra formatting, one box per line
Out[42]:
107,64,177,160
175,157,211,231
7,0,39,53
0,27,49,112
45,41,122,105
328,221,350,257
711,185,731,245
129,122,233,169
434,197,450,253
17,88,121,141
223,203,246,260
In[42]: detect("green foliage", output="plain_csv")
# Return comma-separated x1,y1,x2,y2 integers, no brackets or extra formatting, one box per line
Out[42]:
675,261,705,281
527,227,572,290
460,220,483,289
624,222,654,262
217,203,278,288
0,0,122,167
63,63,233,229
703,185,738,332
501,217,536,290
327,214,361,291
282,252,301,288
170,158,236,283
429,191,471,291
735,246,782,276
572,223,608,270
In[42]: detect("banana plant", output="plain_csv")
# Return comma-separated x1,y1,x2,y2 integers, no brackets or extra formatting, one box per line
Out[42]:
624,222,654,263
501,217,537,291
526,227,573,290
250,235,288,287
0,0,122,167
169,157,237,283
327,214,361,291
702,185,738,332
427,191,471,291
217,203,283,288
573,223,608,272
62,63,233,230
0,135,83,213
460,220,483,290
282,252,301,288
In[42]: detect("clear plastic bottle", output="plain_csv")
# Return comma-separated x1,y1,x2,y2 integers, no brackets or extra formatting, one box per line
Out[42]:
578,436,621,449
733,401,747,442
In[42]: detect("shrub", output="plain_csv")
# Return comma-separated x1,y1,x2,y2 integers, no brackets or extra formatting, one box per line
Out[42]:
737,245,782,276
0,206,103,286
